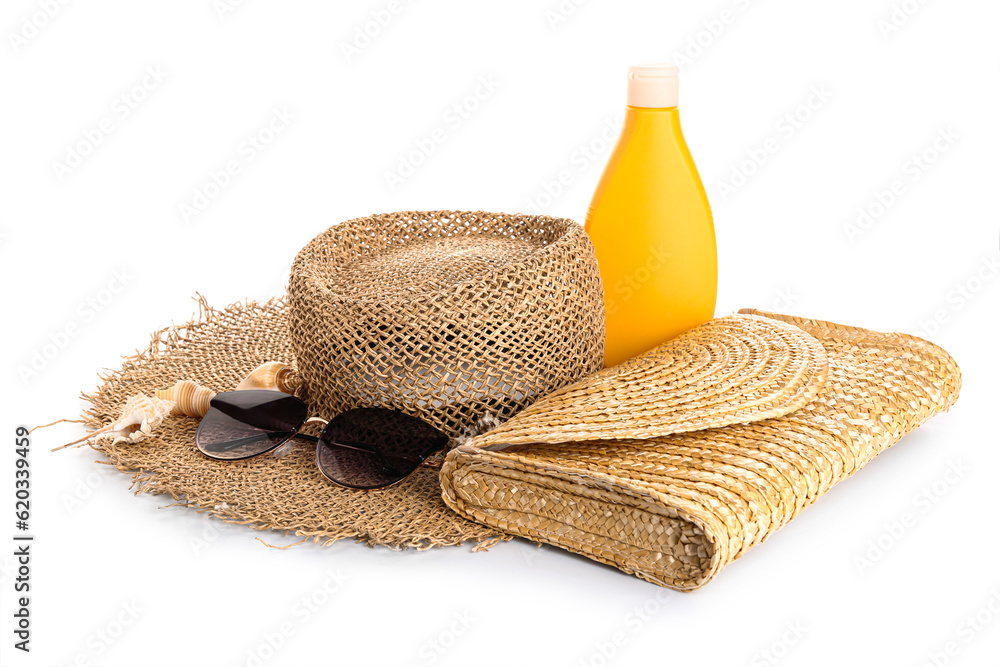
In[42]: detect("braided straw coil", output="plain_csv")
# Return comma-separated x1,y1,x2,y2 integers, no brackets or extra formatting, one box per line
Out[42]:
288,210,606,439
470,314,829,448
440,310,961,589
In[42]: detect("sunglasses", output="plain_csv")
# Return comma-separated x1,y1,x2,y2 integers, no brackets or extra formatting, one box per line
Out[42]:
195,390,449,489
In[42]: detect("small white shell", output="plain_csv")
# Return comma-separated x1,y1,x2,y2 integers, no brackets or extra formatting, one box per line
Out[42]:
102,394,176,443
56,393,176,449
156,380,217,418
236,362,298,394
55,379,218,451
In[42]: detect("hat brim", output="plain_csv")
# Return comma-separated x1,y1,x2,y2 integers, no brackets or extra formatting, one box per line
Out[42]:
80,295,506,550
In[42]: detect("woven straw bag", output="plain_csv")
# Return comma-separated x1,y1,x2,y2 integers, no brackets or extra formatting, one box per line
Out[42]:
440,310,961,590
287,210,605,438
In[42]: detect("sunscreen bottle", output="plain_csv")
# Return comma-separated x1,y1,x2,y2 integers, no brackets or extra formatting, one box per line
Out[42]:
585,64,717,367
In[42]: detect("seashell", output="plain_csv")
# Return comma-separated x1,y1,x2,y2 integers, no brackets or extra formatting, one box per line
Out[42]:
156,380,217,418
236,362,299,394
53,379,218,452
54,393,176,450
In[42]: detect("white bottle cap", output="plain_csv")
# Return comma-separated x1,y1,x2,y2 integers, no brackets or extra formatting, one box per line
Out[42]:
627,64,679,108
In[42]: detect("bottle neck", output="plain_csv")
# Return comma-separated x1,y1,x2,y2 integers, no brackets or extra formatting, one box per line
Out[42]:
624,105,681,129
626,105,679,114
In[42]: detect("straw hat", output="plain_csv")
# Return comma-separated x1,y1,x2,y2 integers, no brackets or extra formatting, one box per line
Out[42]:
75,211,606,548
287,210,606,438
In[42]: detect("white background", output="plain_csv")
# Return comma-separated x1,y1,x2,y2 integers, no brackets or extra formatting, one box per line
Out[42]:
1,1,998,666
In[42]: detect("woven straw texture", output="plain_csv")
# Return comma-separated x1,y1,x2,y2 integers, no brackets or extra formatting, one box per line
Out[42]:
79,297,506,550
288,210,606,438
440,311,962,589
470,314,830,448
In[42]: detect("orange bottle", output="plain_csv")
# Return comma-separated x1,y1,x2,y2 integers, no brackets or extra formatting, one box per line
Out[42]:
585,64,717,367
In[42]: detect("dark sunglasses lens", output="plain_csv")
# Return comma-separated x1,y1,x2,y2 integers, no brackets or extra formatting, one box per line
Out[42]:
316,408,448,489
196,391,307,460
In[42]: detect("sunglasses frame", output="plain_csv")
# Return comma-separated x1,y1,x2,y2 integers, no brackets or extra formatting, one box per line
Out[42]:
195,391,447,490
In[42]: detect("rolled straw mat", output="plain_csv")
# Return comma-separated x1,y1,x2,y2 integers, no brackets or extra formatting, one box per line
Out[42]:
440,310,962,589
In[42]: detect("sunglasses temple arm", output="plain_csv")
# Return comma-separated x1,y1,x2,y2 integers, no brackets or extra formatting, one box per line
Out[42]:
213,433,396,471
213,431,319,452
321,438,403,475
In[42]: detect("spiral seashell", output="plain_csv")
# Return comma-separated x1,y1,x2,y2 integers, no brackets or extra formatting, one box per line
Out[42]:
236,362,299,394
156,380,217,418
53,393,177,450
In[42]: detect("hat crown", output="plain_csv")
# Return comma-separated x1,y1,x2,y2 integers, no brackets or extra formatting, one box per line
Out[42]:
287,210,606,439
